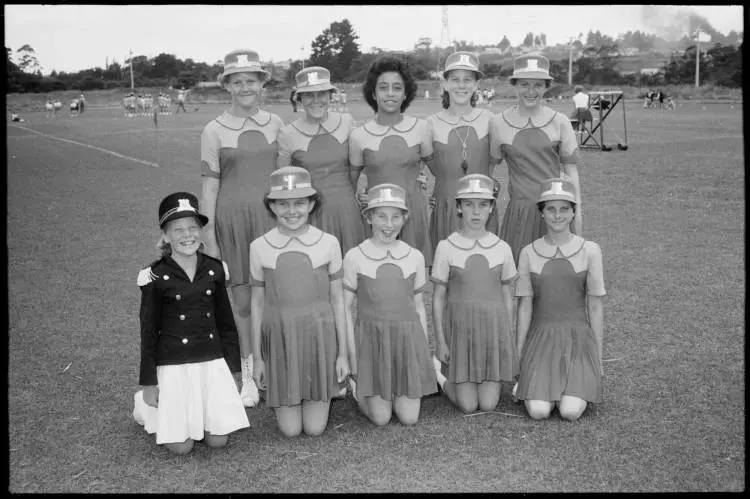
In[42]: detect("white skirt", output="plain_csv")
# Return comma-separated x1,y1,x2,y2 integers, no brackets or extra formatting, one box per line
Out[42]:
133,358,250,445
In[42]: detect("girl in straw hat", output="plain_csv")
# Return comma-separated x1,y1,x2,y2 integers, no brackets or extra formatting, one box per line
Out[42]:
425,51,501,260
431,174,518,414
200,49,285,408
250,167,350,437
515,177,605,421
277,66,366,257
349,56,434,265
133,192,249,455
489,53,582,266
343,184,437,427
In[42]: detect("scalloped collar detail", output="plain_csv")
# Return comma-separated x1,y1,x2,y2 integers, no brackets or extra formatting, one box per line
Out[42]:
434,108,484,126
263,225,324,249
290,112,343,137
531,234,585,259
215,110,272,130
501,106,557,130
358,239,411,261
362,115,418,136
447,231,500,250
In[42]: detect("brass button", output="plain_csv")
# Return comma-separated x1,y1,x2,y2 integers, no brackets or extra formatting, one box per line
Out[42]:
163,275,170,280
179,314,186,320
182,338,188,344
176,294,181,300
209,270,215,276
206,289,212,295
206,312,212,318
209,333,214,339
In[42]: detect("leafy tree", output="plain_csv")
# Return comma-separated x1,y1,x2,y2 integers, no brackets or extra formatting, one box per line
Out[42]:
523,32,534,47
285,60,304,83
16,44,41,74
497,36,511,52
309,19,361,81
540,33,547,47
534,35,541,47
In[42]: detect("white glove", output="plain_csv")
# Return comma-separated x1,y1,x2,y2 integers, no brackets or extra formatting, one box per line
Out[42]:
240,356,260,408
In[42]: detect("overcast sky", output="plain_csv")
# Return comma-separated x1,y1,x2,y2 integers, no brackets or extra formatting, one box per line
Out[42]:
4,4,744,74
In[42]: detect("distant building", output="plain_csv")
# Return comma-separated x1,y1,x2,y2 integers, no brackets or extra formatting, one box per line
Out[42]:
415,37,432,51
483,47,504,55
640,67,662,76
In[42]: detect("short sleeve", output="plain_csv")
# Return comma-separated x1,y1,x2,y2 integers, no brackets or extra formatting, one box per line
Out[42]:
343,113,356,136
514,246,533,297
413,250,427,293
276,126,294,168
249,239,265,287
348,129,364,167
430,240,450,285
500,241,518,285
200,123,221,178
342,250,358,292
585,242,606,296
328,236,343,279
559,116,581,165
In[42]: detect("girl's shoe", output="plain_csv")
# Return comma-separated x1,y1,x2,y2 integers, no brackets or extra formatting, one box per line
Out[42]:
346,377,359,403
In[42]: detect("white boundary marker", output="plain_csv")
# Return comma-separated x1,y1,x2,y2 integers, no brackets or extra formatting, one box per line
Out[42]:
8,124,160,168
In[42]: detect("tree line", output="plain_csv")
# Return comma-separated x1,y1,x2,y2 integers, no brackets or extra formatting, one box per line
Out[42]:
6,20,743,94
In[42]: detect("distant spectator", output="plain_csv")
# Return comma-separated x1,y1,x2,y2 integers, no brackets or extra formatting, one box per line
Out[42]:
175,87,187,113
290,86,298,112
570,85,592,131
79,93,85,114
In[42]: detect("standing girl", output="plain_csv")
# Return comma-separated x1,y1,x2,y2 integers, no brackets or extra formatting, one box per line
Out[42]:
489,53,582,265
250,167,350,437
426,51,499,258
344,184,437,426
349,56,434,265
515,178,605,421
431,174,517,413
277,66,366,257
201,49,285,407
133,192,249,455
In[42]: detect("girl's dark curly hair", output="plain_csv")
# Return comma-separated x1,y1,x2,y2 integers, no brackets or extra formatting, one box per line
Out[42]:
362,56,418,113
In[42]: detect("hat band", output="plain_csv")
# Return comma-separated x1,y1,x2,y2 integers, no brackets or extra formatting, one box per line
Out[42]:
270,182,312,192
514,67,549,74
225,61,262,70
159,205,197,225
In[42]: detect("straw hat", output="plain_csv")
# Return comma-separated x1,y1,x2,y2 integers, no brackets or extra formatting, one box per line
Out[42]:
218,49,269,82
538,177,576,204
294,66,337,94
455,174,497,200
266,166,317,200
509,53,553,84
363,183,408,213
443,51,484,79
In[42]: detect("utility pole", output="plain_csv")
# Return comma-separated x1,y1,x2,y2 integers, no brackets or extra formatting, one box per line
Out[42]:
694,26,701,88
568,39,574,86
129,49,135,91
300,46,305,69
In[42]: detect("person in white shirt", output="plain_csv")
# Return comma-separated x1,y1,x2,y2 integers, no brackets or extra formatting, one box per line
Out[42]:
570,85,592,131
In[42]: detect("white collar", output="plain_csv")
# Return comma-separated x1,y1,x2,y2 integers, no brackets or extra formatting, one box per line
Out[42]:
531,234,585,259
501,106,557,130
363,115,418,136
357,239,411,261
291,112,343,136
215,109,272,130
263,225,324,249
447,231,500,250
434,108,483,126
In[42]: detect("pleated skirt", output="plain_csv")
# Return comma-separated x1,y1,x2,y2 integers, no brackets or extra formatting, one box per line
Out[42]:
260,303,339,408
355,318,437,401
132,358,249,445
517,320,602,403
215,200,275,286
445,300,517,384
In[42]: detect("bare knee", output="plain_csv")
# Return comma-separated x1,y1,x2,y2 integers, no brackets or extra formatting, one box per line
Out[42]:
558,398,587,421
369,410,392,427
303,420,327,436
457,397,479,414
395,410,420,425
525,400,553,420
164,439,194,455
204,432,228,448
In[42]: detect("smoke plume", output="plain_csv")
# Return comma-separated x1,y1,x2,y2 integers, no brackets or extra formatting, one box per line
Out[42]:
640,6,720,42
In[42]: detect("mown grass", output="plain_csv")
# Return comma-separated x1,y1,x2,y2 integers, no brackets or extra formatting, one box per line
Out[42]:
6,99,744,492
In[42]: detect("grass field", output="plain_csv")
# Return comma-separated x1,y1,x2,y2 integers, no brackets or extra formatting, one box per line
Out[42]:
7,99,744,492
